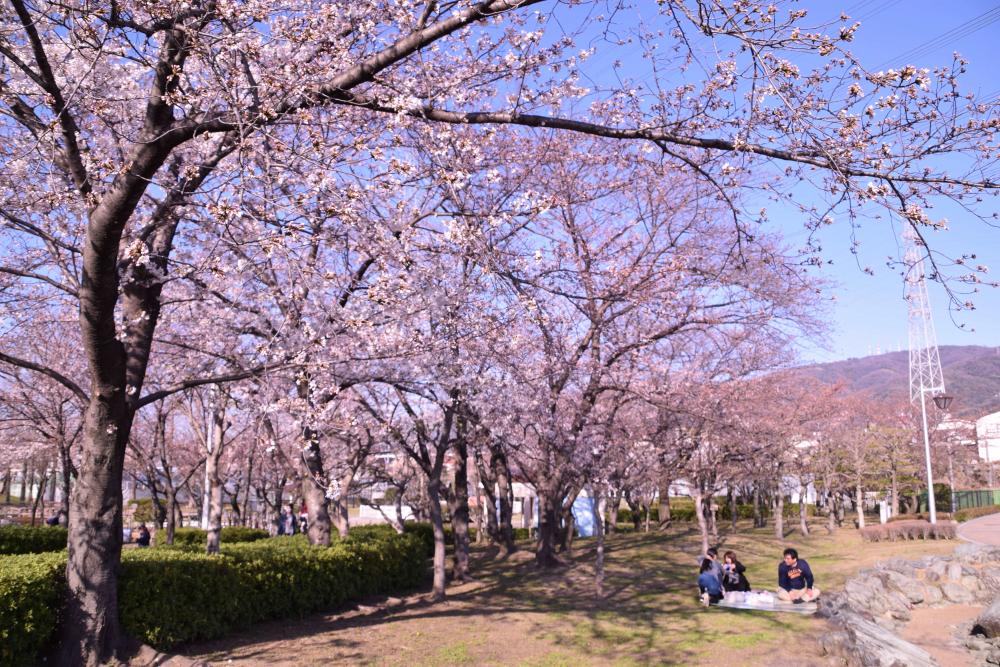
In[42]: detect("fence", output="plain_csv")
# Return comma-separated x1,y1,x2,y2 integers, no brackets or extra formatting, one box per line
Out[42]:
952,489,1000,511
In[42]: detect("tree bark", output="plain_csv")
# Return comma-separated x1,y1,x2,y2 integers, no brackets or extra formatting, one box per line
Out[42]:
535,490,563,568
426,477,448,600
448,430,472,582
658,479,672,530
205,396,226,555
593,488,606,599
798,480,809,536
774,490,785,540
300,427,332,546
855,482,865,530
693,490,710,555
490,440,515,553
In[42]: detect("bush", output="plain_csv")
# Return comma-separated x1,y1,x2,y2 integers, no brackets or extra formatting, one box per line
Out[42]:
0,529,430,662
887,512,954,523
0,552,66,666
153,526,269,547
0,526,67,555
859,520,957,542
955,505,1000,522
120,531,428,648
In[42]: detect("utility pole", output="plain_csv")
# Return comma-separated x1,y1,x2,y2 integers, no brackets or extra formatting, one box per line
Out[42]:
905,227,950,524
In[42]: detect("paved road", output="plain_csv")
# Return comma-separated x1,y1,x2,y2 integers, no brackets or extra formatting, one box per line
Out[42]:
957,513,1000,545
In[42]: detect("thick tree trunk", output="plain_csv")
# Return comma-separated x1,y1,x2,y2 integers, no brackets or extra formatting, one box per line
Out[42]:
467,448,487,545
607,490,620,533
658,480,672,529
448,434,472,582
729,488,738,531
330,471,354,538
535,491,563,568
426,478,447,600
752,484,764,528
301,429,332,546
30,469,48,526
393,490,406,534
57,391,132,665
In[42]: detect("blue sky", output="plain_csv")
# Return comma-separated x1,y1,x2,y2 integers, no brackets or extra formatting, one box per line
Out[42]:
791,0,1000,361
574,1,1000,362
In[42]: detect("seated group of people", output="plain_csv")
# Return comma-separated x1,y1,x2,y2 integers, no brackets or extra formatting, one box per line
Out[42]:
697,547,819,606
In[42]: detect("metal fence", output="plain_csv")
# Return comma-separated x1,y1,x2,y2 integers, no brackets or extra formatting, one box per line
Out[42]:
952,489,1000,511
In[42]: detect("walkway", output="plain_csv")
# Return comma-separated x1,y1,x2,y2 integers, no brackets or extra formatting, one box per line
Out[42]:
957,513,1000,545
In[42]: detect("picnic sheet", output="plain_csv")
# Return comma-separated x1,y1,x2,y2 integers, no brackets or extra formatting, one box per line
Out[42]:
711,590,818,615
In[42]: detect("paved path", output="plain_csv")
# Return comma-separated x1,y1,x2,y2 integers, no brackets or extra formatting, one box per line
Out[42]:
957,513,1000,545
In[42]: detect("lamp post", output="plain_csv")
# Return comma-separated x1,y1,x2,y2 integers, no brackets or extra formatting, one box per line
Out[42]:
919,393,953,524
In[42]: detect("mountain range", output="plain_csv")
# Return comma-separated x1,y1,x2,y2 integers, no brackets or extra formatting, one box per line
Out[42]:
800,345,1000,419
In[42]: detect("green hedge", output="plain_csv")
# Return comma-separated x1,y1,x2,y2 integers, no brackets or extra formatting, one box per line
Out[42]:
152,526,270,547
0,526,67,555
0,529,429,663
0,552,65,666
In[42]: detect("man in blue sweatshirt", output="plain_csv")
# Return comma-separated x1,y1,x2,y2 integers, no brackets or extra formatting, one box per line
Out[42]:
777,547,820,602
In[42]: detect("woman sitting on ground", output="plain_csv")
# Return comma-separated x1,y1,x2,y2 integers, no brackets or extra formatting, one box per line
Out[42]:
722,550,751,593
698,558,724,605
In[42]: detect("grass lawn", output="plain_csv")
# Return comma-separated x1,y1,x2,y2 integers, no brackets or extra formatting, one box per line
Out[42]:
183,522,956,666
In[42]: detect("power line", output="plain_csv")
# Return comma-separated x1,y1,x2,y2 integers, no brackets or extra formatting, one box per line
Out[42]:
875,5,1000,69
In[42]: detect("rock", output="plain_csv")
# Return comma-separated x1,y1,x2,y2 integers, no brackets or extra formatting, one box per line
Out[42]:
839,611,939,666
947,562,964,582
988,648,1000,666
956,543,987,559
966,636,992,651
942,582,974,603
923,583,943,605
976,598,1000,638
881,570,925,605
983,573,1000,594
928,560,949,580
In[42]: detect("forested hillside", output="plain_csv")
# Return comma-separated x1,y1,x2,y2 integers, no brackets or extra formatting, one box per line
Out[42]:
802,346,1000,419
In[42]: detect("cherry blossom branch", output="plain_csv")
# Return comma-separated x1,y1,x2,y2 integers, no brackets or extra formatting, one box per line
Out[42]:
0,352,88,402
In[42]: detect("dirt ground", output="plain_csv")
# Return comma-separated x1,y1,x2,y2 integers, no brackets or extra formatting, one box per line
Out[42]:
900,605,983,667
181,523,958,666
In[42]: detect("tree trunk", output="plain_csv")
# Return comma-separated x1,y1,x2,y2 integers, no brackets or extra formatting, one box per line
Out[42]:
330,471,354,538
426,478,447,600
558,488,580,552
774,492,784,540
658,479,672,530
798,483,809,536
448,434,472,582
490,441,515,553
30,469,48,526
855,483,865,530
468,448,487,545
825,484,836,534
58,393,133,664
890,463,899,517
3,468,11,503
19,462,28,503
607,490,620,533
474,449,500,544
535,490,563,568
752,484,764,529
593,488,606,599
706,495,718,543
240,455,254,527
729,488,738,531
693,491,710,555
165,482,177,545
301,429,332,546
205,398,225,555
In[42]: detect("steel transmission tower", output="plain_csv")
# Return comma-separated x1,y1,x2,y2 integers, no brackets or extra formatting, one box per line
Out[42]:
904,227,946,524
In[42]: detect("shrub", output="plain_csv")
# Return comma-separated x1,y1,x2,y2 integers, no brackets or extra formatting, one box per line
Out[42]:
0,525,67,555
887,512,954,523
153,526,269,547
0,552,66,666
859,520,957,542
955,505,1000,522
120,531,428,648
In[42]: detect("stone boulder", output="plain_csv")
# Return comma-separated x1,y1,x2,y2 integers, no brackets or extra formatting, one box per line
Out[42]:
838,611,939,667
941,581,974,604
976,598,1000,639
881,570,924,605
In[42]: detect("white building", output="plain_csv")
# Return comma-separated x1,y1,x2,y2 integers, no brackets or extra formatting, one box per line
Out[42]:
976,411,1000,464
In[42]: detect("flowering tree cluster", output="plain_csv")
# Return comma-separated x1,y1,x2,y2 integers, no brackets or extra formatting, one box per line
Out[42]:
0,1,998,662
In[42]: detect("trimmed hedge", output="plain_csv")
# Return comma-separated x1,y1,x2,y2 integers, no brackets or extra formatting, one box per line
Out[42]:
887,512,954,523
0,529,429,663
859,520,957,542
0,526,67,555
0,552,65,667
153,526,270,547
955,505,1000,522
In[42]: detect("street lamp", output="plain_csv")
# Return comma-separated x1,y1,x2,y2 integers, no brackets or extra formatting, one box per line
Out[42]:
918,393,954,524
